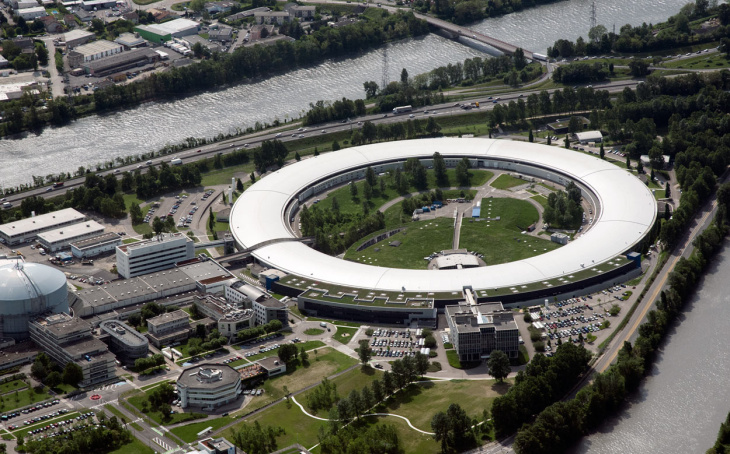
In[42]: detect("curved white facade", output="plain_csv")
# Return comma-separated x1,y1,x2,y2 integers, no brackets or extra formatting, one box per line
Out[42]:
230,138,656,293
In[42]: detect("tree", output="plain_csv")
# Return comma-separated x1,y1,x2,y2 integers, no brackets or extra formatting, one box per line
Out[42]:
455,157,471,187
45,371,62,389
426,116,441,136
528,129,534,143
295,151,301,161
278,343,299,363
588,24,607,42
62,362,83,386
332,140,341,151
349,181,358,199
599,143,605,159
666,182,671,199
299,346,309,363
250,172,256,183
564,136,570,149
153,216,166,235
487,350,511,382
236,178,244,191
431,411,450,453
358,339,372,365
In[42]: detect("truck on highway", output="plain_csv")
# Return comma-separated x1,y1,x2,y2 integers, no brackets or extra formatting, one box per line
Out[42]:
392,105,413,114
52,182,64,188
170,157,183,166
533,53,548,62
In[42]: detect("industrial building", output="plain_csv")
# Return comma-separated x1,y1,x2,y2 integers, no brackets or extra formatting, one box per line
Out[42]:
36,220,105,253
0,208,86,246
195,437,236,454
17,6,46,20
146,309,191,348
114,32,147,49
0,259,69,339
176,258,237,294
434,250,480,270
116,232,194,278
64,29,94,49
134,18,199,44
176,364,241,409
71,258,234,317
70,232,122,258
67,40,124,68
80,0,117,10
99,320,148,359
551,232,569,245
257,356,286,377
445,301,519,361
84,48,159,76
574,130,603,144
193,294,253,338
29,313,116,387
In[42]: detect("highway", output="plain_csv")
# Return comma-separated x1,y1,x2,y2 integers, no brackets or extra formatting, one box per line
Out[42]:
1,78,642,210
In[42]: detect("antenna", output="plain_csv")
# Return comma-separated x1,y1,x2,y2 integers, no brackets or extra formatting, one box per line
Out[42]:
590,1,597,31
381,46,388,90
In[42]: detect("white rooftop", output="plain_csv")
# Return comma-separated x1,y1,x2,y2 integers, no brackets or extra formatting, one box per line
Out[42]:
0,208,85,237
64,29,94,42
575,130,603,141
230,138,657,293
71,40,122,56
149,18,198,35
37,220,105,243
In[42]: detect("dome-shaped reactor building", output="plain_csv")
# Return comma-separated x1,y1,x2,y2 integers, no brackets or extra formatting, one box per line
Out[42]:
0,259,69,339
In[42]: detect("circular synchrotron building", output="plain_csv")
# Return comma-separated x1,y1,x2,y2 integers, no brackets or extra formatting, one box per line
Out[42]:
230,138,657,323
0,259,69,339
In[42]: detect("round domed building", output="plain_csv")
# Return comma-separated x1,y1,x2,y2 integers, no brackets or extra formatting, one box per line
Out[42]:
0,259,69,339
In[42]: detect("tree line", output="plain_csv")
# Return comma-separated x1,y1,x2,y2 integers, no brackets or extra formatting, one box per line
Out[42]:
543,182,583,229
412,0,563,25
548,1,729,57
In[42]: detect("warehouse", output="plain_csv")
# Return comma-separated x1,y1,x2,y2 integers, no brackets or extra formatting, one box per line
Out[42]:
67,40,123,68
64,29,94,48
37,220,105,253
80,0,117,10
134,18,199,44
0,208,86,246
84,48,159,76
17,6,46,20
70,232,122,258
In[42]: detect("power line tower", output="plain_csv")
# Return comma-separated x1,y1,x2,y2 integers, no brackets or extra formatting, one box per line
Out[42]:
381,46,389,90
590,1,597,31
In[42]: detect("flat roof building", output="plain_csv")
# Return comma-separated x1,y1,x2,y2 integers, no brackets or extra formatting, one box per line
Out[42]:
68,40,123,68
253,297,288,326
99,320,148,359
134,18,199,43
0,208,86,246
29,313,116,387
37,220,105,252
197,437,236,454
64,29,94,48
116,232,194,278
257,356,286,377
114,32,147,49
435,254,480,270
575,130,603,144
177,364,241,409
70,232,122,258
445,301,518,362
84,47,159,76
193,294,253,338
551,232,569,245
146,309,190,348
17,6,46,20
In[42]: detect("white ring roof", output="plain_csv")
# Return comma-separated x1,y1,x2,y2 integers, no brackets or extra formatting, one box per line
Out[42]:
230,138,656,293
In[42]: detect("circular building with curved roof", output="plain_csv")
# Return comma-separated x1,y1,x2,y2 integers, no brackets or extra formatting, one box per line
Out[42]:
230,138,656,316
0,259,69,339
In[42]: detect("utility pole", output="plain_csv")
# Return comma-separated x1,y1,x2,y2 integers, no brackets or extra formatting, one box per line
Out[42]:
590,1,596,31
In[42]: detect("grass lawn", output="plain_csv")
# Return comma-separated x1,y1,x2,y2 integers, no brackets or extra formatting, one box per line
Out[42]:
459,197,560,264
129,422,143,431
377,379,511,432
300,366,382,415
170,416,234,442
322,169,492,218
303,328,324,336
103,404,128,422
332,326,358,344
109,437,155,454
127,390,206,425
662,52,730,69
343,220,454,269
0,387,52,413
490,174,528,189
242,347,357,414
530,194,549,208
445,350,480,370
381,189,477,228
0,379,27,394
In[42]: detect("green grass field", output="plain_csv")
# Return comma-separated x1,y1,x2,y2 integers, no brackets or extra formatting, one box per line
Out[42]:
332,326,358,344
0,387,52,413
242,340,325,362
382,189,478,228
344,220,454,269
662,52,730,69
110,437,155,454
299,366,382,415
459,197,560,265
303,328,325,336
490,174,529,189
0,379,27,394
170,416,234,442
239,347,358,415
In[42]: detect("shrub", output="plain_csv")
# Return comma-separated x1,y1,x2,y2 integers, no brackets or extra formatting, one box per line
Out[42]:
609,304,621,316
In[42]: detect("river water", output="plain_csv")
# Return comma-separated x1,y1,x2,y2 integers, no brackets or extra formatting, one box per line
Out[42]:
575,244,730,453
1,0,689,186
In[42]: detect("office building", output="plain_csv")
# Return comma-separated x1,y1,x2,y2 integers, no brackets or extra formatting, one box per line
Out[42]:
193,294,253,338
116,233,194,278
176,364,241,409
146,309,191,347
37,220,105,253
29,313,116,387
445,302,519,361
0,208,85,246
70,232,123,258
99,320,148,359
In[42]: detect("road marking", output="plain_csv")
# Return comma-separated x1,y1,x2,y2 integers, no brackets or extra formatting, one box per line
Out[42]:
153,437,171,451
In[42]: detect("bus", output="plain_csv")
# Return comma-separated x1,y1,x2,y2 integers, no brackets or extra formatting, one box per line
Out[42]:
392,105,412,114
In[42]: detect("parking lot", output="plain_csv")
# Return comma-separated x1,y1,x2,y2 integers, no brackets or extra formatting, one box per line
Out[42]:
141,188,215,229
369,328,431,359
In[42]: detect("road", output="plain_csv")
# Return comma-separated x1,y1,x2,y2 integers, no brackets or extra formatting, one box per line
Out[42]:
40,37,66,99
2,78,642,208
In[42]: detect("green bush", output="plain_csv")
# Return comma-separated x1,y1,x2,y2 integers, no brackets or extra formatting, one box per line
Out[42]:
533,341,545,352
609,304,621,316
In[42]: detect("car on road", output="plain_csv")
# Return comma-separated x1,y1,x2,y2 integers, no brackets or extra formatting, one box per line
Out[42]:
45,187,53,192
197,149,201,152
276,133,282,137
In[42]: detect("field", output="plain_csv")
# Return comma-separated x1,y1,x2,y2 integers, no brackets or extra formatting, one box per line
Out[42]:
109,437,155,454
169,416,234,443
458,197,561,264
490,174,528,190
321,169,493,217
344,220,454,269
332,326,358,344
382,189,478,227
0,387,52,413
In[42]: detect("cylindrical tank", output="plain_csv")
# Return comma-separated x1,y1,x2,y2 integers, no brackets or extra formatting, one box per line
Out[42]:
0,260,69,339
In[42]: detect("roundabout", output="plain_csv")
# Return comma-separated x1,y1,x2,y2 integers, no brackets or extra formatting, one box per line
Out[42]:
230,138,656,312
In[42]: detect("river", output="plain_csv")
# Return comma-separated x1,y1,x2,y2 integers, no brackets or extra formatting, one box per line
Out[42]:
575,244,730,453
1,0,690,187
